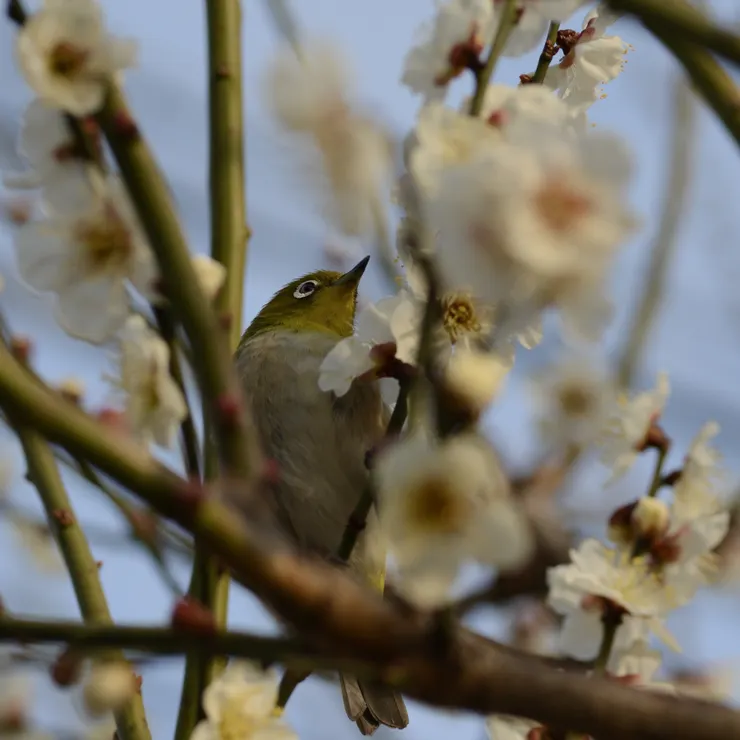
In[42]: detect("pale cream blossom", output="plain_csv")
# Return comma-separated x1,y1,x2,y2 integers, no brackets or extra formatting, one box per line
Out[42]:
8,514,64,574
82,661,137,718
430,121,634,315
486,714,540,740
14,175,158,343
264,40,393,237
530,357,615,450
599,372,670,482
401,0,495,102
547,538,681,660
463,82,584,131
318,292,420,396
109,315,188,448
190,661,296,740
444,346,511,413
15,0,138,115
376,433,533,607
2,98,89,193
546,3,630,113
191,255,227,302
408,103,499,201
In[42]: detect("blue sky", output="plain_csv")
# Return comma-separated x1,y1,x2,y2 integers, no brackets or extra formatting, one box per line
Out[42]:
2,1,740,738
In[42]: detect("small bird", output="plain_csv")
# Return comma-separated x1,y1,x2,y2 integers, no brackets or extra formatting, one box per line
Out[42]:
233,256,409,735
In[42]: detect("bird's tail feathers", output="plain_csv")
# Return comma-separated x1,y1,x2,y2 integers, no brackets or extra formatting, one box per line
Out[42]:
340,673,409,736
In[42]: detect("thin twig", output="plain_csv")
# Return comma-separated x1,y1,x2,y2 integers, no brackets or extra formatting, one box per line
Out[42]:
154,308,201,478
469,0,519,116
617,73,694,388
531,22,560,84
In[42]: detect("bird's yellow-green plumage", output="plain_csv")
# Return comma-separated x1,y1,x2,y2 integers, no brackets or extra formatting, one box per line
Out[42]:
239,266,365,346
231,256,408,735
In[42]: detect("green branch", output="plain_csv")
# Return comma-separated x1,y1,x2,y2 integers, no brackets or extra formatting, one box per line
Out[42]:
609,0,740,67
531,22,560,84
15,430,151,740
95,85,261,480
617,72,694,389
633,16,740,147
469,0,518,116
177,1,249,734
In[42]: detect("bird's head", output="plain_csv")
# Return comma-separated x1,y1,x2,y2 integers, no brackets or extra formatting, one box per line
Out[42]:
240,256,370,342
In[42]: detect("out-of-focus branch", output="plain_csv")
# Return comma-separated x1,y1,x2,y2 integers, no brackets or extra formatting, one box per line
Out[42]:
2,323,740,739
633,16,740,147
609,0,740,67
73,457,183,596
617,72,694,389
15,430,151,740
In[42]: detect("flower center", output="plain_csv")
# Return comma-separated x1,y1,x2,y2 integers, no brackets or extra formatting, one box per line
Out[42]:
442,294,481,342
406,480,469,535
217,695,257,740
557,385,594,417
533,182,591,235
75,205,133,276
48,42,88,79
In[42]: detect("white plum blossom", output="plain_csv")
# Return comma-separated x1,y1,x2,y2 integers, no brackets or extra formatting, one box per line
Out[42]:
497,1,590,59
375,432,533,607
547,538,682,660
607,640,663,683
599,372,670,482
264,40,393,237
191,254,227,302
463,82,584,131
14,175,158,343
486,714,541,740
530,357,615,451
653,423,730,590
2,98,90,192
82,661,137,717
672,421,727,522
408,103,499,200
190,661,296,740
444,346,512,413
430,121,634,315
319,292,420,396
546,4,630,113
318,335,376,397
8,513,64,573
15,0,138,115
110,316,188,448
401,0,495,102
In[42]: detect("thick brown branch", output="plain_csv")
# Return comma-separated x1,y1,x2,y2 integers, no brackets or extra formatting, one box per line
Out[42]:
0,339,738,739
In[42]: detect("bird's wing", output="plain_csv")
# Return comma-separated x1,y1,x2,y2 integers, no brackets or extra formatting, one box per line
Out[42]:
235,331,386,567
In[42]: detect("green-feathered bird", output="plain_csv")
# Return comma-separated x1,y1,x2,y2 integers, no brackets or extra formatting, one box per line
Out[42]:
233,256,409,735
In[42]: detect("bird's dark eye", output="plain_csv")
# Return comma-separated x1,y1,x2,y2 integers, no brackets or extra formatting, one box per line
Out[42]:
293,279,320,299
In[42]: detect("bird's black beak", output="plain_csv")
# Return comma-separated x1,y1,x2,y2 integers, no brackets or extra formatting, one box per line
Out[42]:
333,255,370,287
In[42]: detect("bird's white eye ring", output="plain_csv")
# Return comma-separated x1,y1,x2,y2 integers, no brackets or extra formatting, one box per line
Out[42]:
293,279,320,299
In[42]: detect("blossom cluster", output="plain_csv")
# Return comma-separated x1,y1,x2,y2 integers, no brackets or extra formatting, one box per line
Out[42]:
259,0,636,609
3,0,232,448
490,382,731,738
